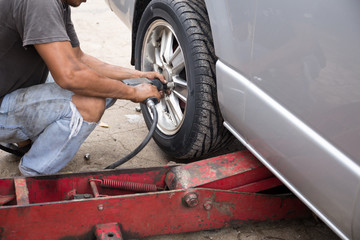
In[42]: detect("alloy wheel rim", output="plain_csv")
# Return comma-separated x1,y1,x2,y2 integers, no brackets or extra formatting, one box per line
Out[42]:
141,19,188,135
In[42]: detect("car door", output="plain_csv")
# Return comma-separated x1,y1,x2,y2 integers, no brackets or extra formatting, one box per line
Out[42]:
246,0,360,238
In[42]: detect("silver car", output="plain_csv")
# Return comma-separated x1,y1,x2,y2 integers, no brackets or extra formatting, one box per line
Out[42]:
104,0,360,239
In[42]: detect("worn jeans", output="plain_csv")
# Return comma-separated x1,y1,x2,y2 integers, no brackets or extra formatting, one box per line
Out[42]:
0,80,113,176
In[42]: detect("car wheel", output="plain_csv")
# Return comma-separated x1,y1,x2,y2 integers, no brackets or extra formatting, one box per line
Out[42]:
135,0,232,160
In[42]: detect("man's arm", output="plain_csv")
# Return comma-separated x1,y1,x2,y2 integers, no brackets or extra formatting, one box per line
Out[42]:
35,41,162,103
73,46,165,82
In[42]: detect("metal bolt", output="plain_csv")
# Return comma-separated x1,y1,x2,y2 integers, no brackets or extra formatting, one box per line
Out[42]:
183,192,199,208
84,153,91,161
98,204,104,211
135,106,142,112
203,200,213,211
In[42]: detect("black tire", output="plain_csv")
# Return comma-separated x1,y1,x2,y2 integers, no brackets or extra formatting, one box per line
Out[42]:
135,0,232,160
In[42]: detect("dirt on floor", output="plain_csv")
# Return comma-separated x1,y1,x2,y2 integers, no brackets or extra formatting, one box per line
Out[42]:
0,1,340,240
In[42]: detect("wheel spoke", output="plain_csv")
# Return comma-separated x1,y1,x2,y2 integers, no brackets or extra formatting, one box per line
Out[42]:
172,76,188,103
171,49,185,75
169,46,184,73
165,95,183,126
173,76,187,87
153,63,160,72
156,103,171,129
160,30,173,64
159,31,166,64
159,30,170,64
173,90,187,103
172,61,185,76
144,47,155,65
165,32,174,64
149,31,157,47
154,47,163,68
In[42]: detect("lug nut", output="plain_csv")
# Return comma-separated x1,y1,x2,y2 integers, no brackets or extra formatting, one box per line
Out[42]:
183,192,199,208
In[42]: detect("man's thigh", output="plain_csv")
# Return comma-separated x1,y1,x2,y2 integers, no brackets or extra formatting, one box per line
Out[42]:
0,83,74,143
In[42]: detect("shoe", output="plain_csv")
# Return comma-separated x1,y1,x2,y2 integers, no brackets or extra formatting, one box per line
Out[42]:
0,142,31,157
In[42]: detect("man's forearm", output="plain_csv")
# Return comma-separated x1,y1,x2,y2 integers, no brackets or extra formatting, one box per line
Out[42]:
58,63,136,100
74,47,166,83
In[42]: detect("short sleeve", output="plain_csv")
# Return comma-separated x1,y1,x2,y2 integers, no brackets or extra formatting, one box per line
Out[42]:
65,6,80,47
13,0,72,47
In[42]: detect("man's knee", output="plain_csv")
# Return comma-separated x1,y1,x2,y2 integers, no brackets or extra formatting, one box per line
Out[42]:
72,95,106,122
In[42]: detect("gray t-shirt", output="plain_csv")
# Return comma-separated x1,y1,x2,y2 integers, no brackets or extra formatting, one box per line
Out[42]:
0,0,79,101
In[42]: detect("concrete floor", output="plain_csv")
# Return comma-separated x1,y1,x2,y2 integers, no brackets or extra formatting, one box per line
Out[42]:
0,1,340,239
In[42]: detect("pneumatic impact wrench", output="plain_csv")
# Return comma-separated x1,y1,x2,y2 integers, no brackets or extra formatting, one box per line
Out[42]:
105,78,167,169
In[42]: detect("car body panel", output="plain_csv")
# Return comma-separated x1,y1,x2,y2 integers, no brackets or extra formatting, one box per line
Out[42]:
105,0,136,29
106,0,360,238
206,0,360,239
353,191,360,239
216,61,359,240
201,0,256,78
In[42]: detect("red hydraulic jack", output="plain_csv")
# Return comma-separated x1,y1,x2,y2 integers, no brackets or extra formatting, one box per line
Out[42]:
0,150,310,239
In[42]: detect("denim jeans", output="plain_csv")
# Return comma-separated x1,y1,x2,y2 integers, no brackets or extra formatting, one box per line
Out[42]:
0,82,100,175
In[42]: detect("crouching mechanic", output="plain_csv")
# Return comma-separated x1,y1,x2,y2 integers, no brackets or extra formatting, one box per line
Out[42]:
0,0,165,176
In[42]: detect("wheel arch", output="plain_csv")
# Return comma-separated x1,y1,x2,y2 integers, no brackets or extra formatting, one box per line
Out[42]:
130,0,152,65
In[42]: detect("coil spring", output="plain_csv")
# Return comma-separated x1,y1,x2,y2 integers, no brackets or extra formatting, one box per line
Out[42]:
100,179,158,193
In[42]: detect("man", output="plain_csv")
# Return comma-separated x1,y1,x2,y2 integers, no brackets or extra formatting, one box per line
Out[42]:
0,0,165,175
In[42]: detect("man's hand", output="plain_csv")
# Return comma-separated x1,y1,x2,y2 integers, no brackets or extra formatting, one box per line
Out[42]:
137,71,167,102
141,71,167,84
131,83,162,103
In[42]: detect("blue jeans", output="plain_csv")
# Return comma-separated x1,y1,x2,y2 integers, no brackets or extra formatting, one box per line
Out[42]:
0,82,110,176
